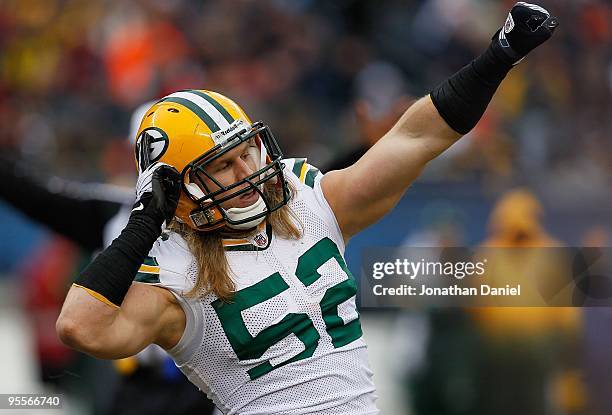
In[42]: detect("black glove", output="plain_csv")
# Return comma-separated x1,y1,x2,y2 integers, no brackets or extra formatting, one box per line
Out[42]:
74,163,181,307
492,2,559,65
133,162,181,227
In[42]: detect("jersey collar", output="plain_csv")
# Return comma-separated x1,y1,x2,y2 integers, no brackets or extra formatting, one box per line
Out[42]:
222,221,273,251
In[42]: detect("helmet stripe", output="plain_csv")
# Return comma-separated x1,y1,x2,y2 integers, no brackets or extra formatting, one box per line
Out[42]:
189,90,235,124
161,97,221,132
161,91,233,132
174,91,231,129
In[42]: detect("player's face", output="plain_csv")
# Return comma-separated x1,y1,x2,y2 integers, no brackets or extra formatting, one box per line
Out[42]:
196,138,262,209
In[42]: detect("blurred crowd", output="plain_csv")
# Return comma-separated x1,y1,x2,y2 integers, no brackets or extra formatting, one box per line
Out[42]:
0,0,610,192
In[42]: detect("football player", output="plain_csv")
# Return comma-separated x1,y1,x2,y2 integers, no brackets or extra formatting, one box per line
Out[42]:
57,3,558,414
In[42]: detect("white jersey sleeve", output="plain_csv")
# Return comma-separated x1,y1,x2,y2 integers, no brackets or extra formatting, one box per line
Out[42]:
134,232,196,295
134,232,206,365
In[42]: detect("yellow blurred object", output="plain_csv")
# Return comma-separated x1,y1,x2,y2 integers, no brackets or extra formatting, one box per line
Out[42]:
551,370,587,412
496,67,528,119
471,188,580,337
483,188,556,247
471,307,580,338
113,357,138,376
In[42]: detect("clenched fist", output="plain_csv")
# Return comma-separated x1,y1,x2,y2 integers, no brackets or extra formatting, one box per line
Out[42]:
493,2,559,65
133,162,181,226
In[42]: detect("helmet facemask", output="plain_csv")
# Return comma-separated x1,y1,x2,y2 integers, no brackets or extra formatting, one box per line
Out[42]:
181,121,290,232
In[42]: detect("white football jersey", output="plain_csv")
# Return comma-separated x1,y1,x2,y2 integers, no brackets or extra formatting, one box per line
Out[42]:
136,159,379,415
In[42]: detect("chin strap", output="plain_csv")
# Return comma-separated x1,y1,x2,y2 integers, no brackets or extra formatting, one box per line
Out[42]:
225,196,267,229
186,176,268,229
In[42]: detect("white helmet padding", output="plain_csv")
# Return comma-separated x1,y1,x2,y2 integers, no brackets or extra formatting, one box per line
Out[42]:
185,182,206,199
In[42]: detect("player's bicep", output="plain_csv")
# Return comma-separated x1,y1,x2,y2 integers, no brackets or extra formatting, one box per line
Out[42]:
322,135,429,238
96,284,159,357
60,282,181,359
106,283,184,358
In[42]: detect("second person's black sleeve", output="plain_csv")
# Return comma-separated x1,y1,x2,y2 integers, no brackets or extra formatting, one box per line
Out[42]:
0,159,132,252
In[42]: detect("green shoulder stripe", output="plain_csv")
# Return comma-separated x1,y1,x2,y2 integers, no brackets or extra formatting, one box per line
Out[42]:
292,158,306,178
304,167,320,188
135,272,160,284
143,256,159,266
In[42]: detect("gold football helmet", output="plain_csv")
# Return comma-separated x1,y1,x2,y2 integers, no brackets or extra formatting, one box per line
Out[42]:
134,90,289,231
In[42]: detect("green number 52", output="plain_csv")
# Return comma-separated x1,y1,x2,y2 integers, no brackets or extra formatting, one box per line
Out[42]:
212,237,362,380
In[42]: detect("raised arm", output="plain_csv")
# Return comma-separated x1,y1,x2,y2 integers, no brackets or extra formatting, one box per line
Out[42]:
323,2,558,238
323,97,458,238
56,163,182,358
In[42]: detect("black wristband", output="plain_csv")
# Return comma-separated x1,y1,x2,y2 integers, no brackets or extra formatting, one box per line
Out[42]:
74,213,162,306
430,40,514,134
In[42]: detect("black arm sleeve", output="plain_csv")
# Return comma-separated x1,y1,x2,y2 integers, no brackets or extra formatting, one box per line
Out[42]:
0,159,131,252
75,212,161,306
430,40,513,135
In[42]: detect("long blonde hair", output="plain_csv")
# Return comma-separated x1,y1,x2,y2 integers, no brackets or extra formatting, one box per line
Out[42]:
170,181,302,302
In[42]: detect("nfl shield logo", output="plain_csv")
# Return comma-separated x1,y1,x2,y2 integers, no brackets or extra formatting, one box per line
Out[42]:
253,233,268,247
504,13,515,34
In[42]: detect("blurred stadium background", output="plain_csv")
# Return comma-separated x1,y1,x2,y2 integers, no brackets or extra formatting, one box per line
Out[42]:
0,0,610,414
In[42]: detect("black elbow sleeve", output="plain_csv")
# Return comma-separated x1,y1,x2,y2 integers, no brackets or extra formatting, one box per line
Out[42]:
430,41,514,134
74,214,161,307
